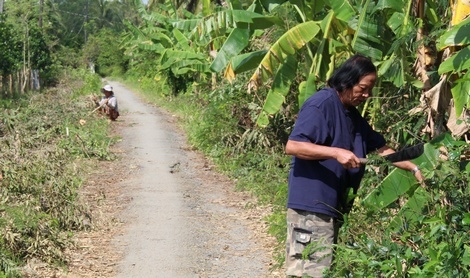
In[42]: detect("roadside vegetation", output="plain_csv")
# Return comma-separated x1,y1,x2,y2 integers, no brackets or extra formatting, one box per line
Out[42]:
0,70,116,277
1,0,469,277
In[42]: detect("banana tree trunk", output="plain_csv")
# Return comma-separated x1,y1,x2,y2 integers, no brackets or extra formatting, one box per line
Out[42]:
413,0,432,92
446,0,470,138
411,0,470,139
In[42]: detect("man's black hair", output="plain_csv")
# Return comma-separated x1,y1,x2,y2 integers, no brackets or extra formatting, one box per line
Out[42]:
327,54,376,93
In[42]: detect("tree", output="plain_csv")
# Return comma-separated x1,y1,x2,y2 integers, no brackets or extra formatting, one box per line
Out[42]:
1,0,52,91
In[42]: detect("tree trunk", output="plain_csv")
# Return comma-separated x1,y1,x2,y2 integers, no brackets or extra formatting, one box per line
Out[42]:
445,0,470,137
411,0,470,139
9,74,12,94
39,0,44,28
413,0,432,92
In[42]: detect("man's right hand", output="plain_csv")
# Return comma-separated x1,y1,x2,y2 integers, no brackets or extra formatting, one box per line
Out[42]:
334,148,361,169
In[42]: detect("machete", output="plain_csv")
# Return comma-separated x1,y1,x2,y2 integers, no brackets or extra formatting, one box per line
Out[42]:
359,143,425,164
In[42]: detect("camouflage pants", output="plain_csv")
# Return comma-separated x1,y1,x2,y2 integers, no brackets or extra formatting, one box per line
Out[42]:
285,209,338,278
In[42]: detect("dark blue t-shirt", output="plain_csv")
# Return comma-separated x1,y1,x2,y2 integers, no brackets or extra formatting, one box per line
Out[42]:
287,88,386,218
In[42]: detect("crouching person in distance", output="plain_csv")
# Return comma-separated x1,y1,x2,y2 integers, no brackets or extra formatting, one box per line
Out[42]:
94,84,119,121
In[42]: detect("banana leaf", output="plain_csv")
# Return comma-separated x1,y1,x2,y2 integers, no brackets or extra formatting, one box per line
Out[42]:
312,10,335,80
248,21,320,91
141,10,171,26
298,74,317,107
450,71,470,117
137,42,167,53
202,0,211,16
350,0,384,60
387,0,414,37
172,29,190,51
257,55,298,127
375,0,403,12
438,46,470,74
361,143,440,212
223,50,268,82
259,0,287,12
326,0,355,22
377,54,405,87
147,32,174,48
210,28,250,72
194,11,232,39
171,18,203,32
436,16,470,50
209,9,283,73
232,10,283,29
172,62,211,74
388,186,431,231
361,168,415,212
160,49,209,74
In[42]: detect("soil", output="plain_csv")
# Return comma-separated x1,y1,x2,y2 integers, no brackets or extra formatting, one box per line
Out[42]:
26,81,284,277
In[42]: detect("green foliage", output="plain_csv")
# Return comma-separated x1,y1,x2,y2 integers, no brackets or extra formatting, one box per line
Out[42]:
49,0,140,49
66,69,103,98
328,134,470,277
437,16,470,117
0,14,21,76
1,0,59,86
0,69,116,274
83,29,129,77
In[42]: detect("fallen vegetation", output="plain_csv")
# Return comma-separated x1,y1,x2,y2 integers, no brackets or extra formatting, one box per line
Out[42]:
0,70,117,277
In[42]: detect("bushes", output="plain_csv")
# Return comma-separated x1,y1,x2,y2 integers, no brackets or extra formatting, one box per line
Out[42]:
326,135,470,277
82,29,129,78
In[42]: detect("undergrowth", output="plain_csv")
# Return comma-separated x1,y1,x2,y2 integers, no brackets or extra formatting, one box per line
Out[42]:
0,69,117,277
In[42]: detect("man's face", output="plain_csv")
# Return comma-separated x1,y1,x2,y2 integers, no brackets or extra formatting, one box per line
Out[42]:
342,73,376,107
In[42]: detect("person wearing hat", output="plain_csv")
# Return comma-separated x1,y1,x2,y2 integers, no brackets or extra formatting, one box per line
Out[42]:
95,84,119,121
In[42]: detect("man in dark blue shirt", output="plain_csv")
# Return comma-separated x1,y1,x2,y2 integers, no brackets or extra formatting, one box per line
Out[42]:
284,54,423,277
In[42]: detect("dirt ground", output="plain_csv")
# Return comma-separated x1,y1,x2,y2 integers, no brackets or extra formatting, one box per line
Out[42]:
26,82,284,277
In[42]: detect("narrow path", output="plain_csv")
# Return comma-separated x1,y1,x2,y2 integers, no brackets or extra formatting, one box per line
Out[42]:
107,81,279,278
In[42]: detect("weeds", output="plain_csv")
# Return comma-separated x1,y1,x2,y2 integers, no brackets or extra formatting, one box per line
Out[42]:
327,138,470,277
0,69,116,276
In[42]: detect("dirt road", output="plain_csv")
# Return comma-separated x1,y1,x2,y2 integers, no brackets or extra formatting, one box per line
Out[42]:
63,81,282,278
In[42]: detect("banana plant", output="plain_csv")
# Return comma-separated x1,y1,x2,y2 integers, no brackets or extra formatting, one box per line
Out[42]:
159,49,211,74
361,133,461,231
122,4,213,82
437,16,470,117
208,9,283,72
410,0,470,138
247,0,389,126
247,21,321,126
